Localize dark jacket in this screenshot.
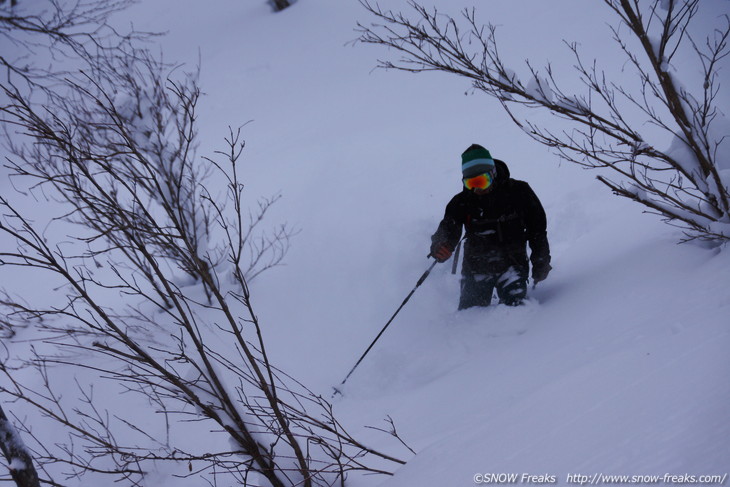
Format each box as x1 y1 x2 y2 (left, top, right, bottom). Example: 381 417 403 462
431 159 550 276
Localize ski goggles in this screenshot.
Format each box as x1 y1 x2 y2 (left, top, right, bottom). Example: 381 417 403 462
463 171 494 191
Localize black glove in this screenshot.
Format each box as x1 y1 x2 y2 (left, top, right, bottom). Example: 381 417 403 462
532 263 552 284
430 243 453 263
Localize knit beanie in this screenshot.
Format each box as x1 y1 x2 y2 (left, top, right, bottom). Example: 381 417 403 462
461 144 496 178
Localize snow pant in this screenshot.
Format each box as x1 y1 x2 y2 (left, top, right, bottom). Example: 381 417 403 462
458 249 529 309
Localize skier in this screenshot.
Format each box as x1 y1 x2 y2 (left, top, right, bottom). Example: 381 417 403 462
430 144 552 309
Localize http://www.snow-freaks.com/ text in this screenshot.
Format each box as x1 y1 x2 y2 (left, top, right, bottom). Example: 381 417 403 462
473 472 728 485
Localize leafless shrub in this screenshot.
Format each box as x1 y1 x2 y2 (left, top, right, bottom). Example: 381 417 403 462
0 0 149 93
357 0 730 244
0 403 40 487
1 2 413 484
0 46 407 487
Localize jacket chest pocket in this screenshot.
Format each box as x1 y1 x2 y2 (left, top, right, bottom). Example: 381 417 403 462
467 212 523 243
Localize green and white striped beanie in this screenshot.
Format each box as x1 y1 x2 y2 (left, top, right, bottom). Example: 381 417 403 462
461 144 496 178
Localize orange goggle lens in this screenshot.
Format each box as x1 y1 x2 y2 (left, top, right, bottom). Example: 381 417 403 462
463 172 494 190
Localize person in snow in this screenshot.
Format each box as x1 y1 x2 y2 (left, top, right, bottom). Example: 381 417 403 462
430 144 552 309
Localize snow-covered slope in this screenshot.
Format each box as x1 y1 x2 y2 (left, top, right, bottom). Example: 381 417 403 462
131 1 730 483
4 0 730 485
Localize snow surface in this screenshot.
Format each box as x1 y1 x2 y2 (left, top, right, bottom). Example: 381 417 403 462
1 0 729 486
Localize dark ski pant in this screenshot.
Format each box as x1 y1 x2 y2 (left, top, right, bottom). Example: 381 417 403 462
459 265 529 309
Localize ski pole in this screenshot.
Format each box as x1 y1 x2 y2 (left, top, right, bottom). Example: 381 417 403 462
451 239 462 275
333 258 439 395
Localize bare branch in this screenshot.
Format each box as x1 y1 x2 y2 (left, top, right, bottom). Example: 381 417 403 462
357 0 730 243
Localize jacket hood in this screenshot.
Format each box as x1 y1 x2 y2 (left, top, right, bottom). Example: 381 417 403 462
494 159 510 180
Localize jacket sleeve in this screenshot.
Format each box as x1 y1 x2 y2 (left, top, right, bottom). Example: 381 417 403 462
431 194 464 252
521 183 551 269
